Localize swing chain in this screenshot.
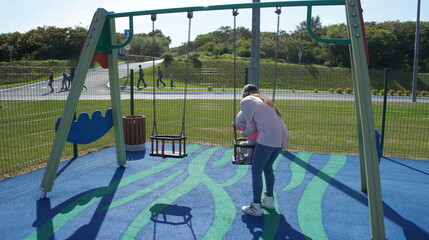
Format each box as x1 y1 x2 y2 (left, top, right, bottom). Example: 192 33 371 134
273 7 281 103
151 15 158 136
181 12 193 137
232 8 239 141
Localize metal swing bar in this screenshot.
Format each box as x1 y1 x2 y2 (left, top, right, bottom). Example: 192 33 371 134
107 0 346 19
102 0 350 54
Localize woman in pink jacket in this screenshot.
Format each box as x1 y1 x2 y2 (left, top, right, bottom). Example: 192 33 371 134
237 84 288 217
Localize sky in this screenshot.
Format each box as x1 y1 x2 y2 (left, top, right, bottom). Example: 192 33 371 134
1 0 427 47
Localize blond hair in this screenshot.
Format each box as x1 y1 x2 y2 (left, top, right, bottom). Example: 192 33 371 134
251 93 282 117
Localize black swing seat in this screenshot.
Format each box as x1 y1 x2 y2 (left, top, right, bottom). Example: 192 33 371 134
150 135 187 158
232 137 255 165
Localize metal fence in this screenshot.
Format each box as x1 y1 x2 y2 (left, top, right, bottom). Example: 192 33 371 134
1 65 428 179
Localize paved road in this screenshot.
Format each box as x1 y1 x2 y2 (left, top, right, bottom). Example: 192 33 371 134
0 60 162 101
1 61 428 103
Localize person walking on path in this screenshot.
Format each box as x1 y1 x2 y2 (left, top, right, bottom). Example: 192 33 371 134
233 84 288 217
137 65 147 89
169 73 175 89
61 69 69 91
68 69 87 91
157 66 166 88
47 69 54 93
67 70 72 89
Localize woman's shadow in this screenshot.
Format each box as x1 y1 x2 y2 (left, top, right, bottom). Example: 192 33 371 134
241 209 308 240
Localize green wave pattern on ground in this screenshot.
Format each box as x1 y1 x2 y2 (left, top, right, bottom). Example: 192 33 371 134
123 146 247 240
297 154 347 240
97 170 184 212
24 148 345 240
283 152 312 191
24 144 202 240
217 149 250 187
260 155 284 240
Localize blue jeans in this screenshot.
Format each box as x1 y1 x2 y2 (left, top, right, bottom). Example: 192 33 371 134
251 143 282 203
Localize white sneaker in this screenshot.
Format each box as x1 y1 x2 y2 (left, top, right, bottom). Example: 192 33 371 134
242 202 263 217
261 193 275 209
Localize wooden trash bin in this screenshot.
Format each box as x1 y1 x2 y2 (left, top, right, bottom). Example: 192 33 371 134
123 115 146 151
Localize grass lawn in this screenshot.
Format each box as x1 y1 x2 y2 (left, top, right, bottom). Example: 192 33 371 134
1 59 428 179
1 97 428 179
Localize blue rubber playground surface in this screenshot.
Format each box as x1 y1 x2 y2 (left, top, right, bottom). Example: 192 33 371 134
0 144 428 239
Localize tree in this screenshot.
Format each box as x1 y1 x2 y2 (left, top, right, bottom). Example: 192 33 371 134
260 32 276 59
419 22 429 71
365 23 399 68
65 27 87 60
319 24 350 67
213 26 233 43
1 20 427 70
128 34 146 55
125 30 170 57
296 15 323 30
0 26 86 61
0 32 22 61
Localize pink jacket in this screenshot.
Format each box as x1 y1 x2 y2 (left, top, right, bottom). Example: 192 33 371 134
246 129 259 142
240 95 288 148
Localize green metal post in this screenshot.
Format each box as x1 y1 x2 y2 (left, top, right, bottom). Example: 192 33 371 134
40 9 109 197
70 67 76 88
245 67 249 85
349 45 367 193
380 68 389 151
71 67 78 158
73 112 78 158
130 69 134 116
345 0 386 239
107 16 127 167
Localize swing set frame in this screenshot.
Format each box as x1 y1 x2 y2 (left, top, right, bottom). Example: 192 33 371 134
40 1 385 239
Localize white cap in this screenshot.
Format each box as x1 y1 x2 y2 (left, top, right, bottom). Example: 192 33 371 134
242 84 259 98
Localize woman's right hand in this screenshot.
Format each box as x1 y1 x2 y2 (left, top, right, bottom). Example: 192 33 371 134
232 122 244 131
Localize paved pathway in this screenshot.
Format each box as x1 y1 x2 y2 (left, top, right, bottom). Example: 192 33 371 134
1 61 428 103
0 61 162 101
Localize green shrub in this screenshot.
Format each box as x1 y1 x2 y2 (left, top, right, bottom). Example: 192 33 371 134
397 90 404 96
345 88 353 94
336 88 343 94
162 53 174 68
190 53 200 60
328 88 335 93
207 85 213 91
380 89 385 95
371 89 379 95
404 90 411 96
421 90 428 97
313 89 319 93
389 90 396 96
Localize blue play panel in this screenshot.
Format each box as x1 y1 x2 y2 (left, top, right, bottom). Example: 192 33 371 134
0 144 428 239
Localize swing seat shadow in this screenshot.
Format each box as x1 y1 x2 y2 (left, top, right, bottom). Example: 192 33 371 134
150 203 193 225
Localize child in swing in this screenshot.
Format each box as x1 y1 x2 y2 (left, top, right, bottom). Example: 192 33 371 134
234 111 258 164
